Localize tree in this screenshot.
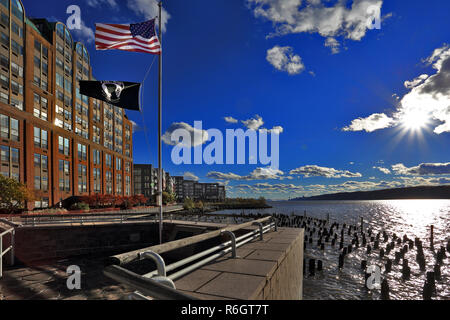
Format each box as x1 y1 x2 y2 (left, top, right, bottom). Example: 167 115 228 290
162 191 176 205
0 175 34 214
195 201 204 212
183 198 195 211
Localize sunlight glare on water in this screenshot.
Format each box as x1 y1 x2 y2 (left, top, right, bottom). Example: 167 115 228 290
215 200 450 300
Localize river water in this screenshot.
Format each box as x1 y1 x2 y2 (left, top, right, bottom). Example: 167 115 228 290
214 200 450 300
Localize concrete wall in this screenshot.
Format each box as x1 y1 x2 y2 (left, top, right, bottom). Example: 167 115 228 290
13 222 161 264
260 229 304 300
12 221 222 266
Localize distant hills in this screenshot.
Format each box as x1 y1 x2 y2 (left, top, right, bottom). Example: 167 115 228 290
290 185 450 201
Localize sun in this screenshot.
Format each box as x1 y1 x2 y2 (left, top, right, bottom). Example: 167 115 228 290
400 109 430 131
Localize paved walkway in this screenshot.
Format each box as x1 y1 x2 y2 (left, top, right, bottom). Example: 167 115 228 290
0 257 134 300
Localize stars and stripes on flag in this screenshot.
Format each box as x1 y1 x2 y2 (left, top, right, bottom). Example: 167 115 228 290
95 19 161 55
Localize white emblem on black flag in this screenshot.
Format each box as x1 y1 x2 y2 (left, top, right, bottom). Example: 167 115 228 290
79 80 141 111
101 81 125 103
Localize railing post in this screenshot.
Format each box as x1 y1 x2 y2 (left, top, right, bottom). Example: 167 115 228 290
11 229 14 266
221 230 237 258
253 222 264 241
271 217 278 231
0 235 3 278
141 251 167 277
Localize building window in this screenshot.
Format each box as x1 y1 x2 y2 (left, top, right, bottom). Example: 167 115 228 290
11 21 23 38
78 164 87 193
34 154 48 191
11 62 23 78
0 115 19 142
33 93 48 121
93 149 101 165
0 74 8 88
116 174 122 194
125 176 131 196
106 171 112 194
34 127 48 149
0 12 8 26
56 72 63 88
58 136 70 156
12 0 24 21
11 40 23 56
116 157 122 171
93 125 101 144
0 146 19 180
77 143 87 161
59 160 70 192
1 32 9 47
93 168 101 193
105 154 112 167
125 162 130 174
11 80 23 95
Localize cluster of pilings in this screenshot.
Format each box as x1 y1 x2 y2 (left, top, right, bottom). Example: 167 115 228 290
263 212 449 300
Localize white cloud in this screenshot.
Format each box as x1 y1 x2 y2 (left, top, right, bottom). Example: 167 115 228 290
397 44 450 134
87 0 117 8
248 0 385 42
392 163 450 176
373 166 391 174
260 126 284 134
207 167 285 181
325 37 341 54
127 0 171 33
344 44 450 135
404 74 428 89
72 19 95 44
224 116 238 124
242 115 265 131
266 46 305 75
162 122 209 147
235 183 304 194
183 172 199 181
289 165 362 178
343 113 394 132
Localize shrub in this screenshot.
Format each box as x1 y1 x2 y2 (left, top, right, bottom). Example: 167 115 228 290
183 198 195 211
0 175 34 214
195 201 204 211
132 194 148 206
70 202 90 211
163 191 176 205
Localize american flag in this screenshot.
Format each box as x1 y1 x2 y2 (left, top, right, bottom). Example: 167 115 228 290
95 19 161 55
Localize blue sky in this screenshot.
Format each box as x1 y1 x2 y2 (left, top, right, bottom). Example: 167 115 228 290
23 0 450 199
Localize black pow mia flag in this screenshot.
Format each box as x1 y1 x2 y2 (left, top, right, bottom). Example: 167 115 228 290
79 80 141 111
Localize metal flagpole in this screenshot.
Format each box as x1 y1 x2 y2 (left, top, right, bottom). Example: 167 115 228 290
158 1 163 244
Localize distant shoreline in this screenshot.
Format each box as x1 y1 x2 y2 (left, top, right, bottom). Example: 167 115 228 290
289 185 450 201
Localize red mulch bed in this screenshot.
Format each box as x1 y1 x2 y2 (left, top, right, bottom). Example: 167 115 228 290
0 206 158 218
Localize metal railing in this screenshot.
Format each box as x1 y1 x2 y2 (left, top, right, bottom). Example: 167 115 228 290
18 212 160 227
0 227 15 278
104 216 277 300
12 209 254 227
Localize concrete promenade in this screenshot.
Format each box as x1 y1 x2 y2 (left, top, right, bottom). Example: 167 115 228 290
0 226 304 300
175 227 304 300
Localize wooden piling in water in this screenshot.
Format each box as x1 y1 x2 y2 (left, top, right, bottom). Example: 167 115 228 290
381 279 390 300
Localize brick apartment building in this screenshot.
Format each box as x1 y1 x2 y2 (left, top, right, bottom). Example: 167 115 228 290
172 176 226 202
133 164 175 202
0 0 133 209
